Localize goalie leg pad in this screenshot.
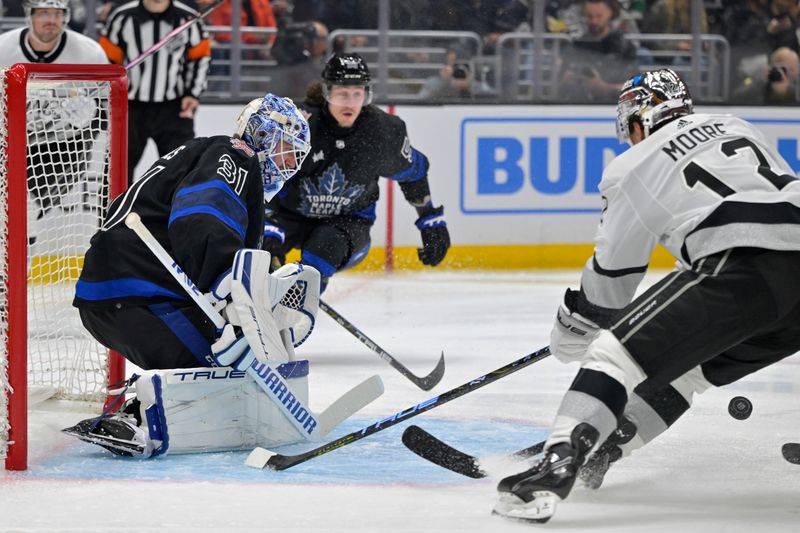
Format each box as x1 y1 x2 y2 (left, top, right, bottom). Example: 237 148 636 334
137 363 311 454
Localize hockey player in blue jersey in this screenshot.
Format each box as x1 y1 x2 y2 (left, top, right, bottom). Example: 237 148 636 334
261 53 450 291
73 93 311 371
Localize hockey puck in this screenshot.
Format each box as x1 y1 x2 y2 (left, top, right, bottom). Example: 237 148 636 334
728 396 752 420
782 443 800 465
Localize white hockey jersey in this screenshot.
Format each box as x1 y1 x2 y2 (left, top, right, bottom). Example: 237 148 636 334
0 27 108 66
581 113 800 312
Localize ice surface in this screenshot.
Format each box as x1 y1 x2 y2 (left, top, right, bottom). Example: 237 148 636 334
2 271 798 532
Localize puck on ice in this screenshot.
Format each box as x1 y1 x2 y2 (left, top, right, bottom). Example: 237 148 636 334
728 396 752 420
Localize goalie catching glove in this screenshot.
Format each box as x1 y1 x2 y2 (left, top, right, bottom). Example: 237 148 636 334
227 249 320 361
550 288 601 364
205 249 320 365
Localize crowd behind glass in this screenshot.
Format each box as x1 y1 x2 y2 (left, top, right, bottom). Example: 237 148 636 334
2 0 798 106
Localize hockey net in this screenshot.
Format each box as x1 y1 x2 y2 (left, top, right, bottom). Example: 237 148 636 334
0 64 128 470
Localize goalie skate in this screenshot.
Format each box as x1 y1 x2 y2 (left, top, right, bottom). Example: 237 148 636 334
62 411 150 458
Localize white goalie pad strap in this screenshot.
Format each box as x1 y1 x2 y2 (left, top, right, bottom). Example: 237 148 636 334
205 267 232 312
134 363 310 455
230 249 290 360
272 263 320 348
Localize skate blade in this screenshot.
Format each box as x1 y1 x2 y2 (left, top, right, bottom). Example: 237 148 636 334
62 426 143 457
492 491 560 523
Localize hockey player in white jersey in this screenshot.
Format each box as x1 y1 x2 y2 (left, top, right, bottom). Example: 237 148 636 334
493 68 800 523
0 1 108 65
0 0 109 246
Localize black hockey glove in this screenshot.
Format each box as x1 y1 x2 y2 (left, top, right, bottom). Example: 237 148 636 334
415 206 450 267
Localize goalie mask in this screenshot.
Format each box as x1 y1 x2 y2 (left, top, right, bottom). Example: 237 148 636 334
236 94 311 200
616 68 693 143
24 0 71 25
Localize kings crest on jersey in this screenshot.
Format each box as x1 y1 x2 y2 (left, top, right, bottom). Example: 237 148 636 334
272 105 429 220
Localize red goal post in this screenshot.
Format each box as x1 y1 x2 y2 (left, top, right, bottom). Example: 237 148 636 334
0 64 128 471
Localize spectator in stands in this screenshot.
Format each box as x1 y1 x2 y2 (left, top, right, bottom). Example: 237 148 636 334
731 46 800 105
640 0 708 62
550 0 640 37
721 0 774 86
195 0 276 93
481 0 534 54
765 0 800 54
197 0 277 51
418 43 474 101
100 0 211 184
265 19 329 101
560 0 638 102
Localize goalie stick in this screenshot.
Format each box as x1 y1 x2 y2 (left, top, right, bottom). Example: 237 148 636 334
124 212 383 439
401 424 544 478
319 300 445 391
125 0 224 72
244 346 551 470
782 442 800 465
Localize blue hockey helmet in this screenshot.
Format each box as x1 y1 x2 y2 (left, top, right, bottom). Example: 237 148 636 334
236 94 311 199
616 68 693 143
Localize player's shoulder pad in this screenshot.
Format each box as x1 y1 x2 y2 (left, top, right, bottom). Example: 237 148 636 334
362 106 408 139
0 26 23 47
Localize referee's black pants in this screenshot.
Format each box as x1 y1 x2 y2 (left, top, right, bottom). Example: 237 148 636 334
127 99 195 184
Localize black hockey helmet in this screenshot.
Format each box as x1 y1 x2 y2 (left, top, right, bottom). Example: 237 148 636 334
616 68 693 143
321 53 373 105
322 53 371 86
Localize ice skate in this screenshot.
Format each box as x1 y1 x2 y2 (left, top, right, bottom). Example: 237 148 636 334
493 423 599 523
578 415 637 489
62 400 152 458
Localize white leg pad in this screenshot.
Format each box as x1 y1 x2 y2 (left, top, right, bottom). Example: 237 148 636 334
133 362 311 455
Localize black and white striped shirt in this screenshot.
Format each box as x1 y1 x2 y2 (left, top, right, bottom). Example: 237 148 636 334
100 0 211 102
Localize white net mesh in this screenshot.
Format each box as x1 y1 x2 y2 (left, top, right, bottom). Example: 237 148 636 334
25 78 112 401
276 278 318 348
1 67 121 467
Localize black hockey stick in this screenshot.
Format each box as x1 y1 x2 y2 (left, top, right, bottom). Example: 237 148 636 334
125 0 223 71
402 425 544 478
319 299 445 391
245 345 551 470
782 442 800 465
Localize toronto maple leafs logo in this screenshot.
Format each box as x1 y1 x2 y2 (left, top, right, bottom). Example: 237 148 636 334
299 163 365 217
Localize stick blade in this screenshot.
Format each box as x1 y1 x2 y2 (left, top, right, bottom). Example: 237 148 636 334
412 351 446 391
316 374 384 436
245 447 277 469
401 424 486 478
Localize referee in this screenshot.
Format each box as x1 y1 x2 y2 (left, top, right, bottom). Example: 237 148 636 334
100 0 211 183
